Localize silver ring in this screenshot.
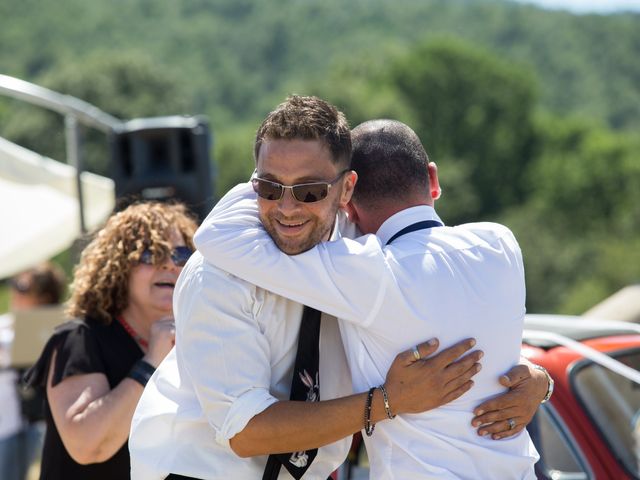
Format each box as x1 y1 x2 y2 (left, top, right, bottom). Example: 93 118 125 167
412 345 421 361
507 418 516 430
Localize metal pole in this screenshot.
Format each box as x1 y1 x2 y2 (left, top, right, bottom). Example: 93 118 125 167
65 115 87 234
0 74 122 133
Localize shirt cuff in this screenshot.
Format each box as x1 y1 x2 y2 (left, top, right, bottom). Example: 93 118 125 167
215 388 279 447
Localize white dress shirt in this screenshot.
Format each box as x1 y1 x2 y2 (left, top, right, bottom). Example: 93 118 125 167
194 183 539 480
129 252 353 477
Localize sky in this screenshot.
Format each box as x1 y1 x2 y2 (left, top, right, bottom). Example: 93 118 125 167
512 0 640 13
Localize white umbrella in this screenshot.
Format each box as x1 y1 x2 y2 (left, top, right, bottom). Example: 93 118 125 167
0 136 115 279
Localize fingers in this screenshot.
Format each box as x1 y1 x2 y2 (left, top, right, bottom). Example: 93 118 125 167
415 338 439 360
474 392 518 417
399 338 439 365
441 380 474 404
472 406 520 428
477 417 526 439
155 317 176 327
432 338 477 366
397 337 477 367
444 350 483 377
444 362 481 393
499 364 530 387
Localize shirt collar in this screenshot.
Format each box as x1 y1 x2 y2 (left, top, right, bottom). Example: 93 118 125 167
330 210 348 241
376 205 444 245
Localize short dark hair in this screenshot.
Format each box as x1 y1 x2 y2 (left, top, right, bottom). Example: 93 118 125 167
254 95 351 167
351 120 429 208
10 262 67 306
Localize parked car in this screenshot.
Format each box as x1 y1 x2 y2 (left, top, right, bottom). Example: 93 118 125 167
341 314 640 479
523 314 640 479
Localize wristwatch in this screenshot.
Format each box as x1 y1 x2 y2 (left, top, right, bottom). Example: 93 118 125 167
532 364 554 403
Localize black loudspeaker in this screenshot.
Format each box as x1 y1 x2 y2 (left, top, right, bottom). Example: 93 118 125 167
110 116 214 221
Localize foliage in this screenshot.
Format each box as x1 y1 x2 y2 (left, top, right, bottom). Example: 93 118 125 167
0 283 8 314
0 0 638 313
213 123 257 194
500 117 640 313
1 52 189 175
389 38 538 218
1 0 639 130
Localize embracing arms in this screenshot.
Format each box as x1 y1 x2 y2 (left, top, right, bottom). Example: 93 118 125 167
230 338 481 456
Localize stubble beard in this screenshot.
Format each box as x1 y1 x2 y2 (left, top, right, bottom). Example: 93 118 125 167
261 197 340 255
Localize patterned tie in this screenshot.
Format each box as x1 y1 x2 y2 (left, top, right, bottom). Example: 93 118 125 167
262 306 321 480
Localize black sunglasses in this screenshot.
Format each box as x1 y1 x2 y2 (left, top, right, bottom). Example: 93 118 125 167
139 246 193 267
251 169 351 203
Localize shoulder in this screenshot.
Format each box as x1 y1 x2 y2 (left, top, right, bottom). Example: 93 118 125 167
49 318 106 353
448 222 519 248
176 251 258 296
174 251 263 318
24 317 102 388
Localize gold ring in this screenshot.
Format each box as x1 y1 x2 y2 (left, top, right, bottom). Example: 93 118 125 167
412 345 421 361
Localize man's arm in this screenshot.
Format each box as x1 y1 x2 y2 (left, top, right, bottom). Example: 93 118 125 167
175 259 482 456
197 183 550 440
231 338 482 456
195 182 389 325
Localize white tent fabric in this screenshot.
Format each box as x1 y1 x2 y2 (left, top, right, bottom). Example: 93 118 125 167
0 137 115 279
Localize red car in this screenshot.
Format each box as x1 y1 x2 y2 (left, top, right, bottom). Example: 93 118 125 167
342 314 640 479
523 314 640 479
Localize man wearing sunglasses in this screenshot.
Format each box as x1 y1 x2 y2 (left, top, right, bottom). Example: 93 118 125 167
130 97 546 479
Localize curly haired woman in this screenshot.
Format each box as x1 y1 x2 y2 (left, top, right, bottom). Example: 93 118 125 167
25 202 197 480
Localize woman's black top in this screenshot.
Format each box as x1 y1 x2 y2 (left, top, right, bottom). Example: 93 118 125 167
25 317 143 480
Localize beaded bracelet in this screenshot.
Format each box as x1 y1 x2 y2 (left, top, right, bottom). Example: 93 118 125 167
364 387 376 436
377 384 396 420
127 359 156 387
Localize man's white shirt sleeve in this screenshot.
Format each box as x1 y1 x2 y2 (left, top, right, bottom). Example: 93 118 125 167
174 260 278 446
195 182 389 327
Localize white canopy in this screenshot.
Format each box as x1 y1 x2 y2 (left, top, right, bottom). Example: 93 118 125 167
0 137 115 279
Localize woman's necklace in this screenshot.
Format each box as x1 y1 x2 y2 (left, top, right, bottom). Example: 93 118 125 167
117 315 149 350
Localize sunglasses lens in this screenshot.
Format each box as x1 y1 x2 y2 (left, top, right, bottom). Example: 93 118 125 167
171 246 193 267
292 184 328 203
139 249 154 265
252 179 283 200
139 247 192 266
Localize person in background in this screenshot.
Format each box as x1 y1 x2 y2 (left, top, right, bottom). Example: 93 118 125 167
0 262 66 480
24 201 197 480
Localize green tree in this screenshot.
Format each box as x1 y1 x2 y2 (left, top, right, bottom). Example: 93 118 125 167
502 116 640 313
389 38 539 219
214 123 256 196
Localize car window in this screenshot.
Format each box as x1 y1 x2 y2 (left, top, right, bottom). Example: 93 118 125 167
572 348 640 478
528 403 591 479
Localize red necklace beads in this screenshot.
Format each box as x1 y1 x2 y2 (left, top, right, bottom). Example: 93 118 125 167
117 315 149 350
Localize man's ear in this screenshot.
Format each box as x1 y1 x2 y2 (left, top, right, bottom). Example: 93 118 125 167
343 200 359 223
428 162 441 201
339 170 358 208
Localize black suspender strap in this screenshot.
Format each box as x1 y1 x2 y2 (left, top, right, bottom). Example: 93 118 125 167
385 220 443 245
